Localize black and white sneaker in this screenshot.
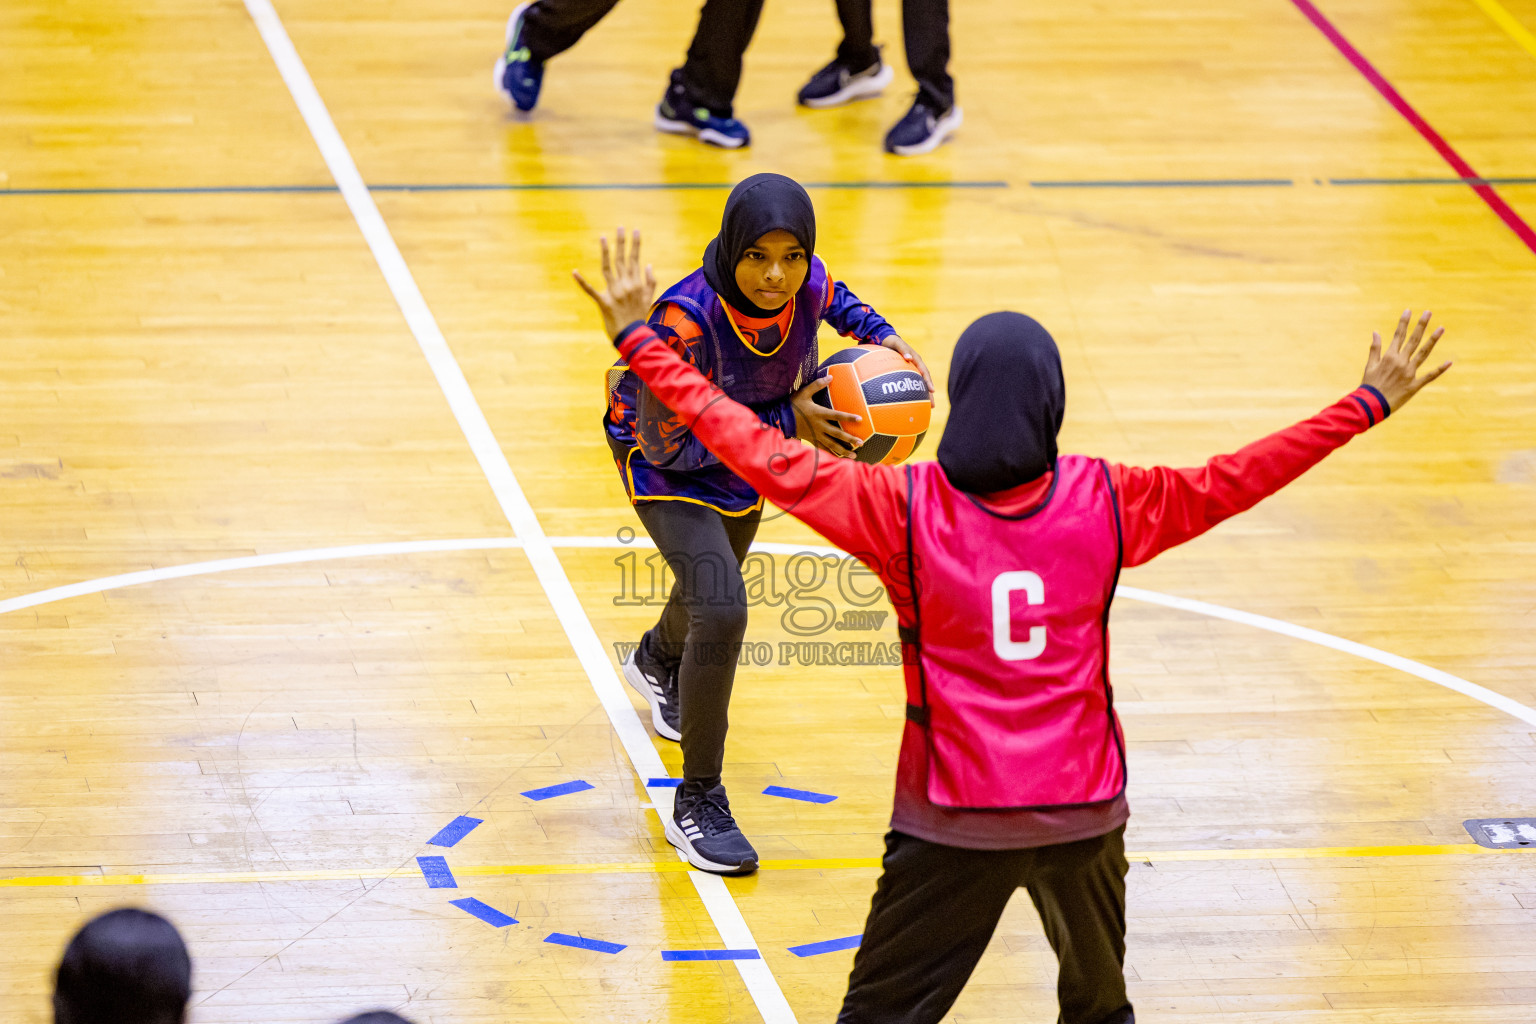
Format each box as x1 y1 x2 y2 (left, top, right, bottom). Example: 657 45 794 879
655 74 751 149
493 2 544 112
623 647 680 741
796 51 895 109
883 97 963 156
665 784 758 875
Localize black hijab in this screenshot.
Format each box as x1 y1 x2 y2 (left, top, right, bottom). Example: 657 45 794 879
936 312 1066 494
702 173 817 318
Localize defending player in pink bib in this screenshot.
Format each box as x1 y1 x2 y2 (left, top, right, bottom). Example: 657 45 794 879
904 454 1126 810
575 228 1451 1024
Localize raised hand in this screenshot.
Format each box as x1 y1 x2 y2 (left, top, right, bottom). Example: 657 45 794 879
1362 310 1452 412
573 227 658 340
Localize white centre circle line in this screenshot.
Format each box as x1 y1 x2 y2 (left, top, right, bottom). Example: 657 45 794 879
2 534 1531 728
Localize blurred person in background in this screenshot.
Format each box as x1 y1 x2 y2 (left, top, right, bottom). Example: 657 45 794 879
797 0 960 155
496 0 765 149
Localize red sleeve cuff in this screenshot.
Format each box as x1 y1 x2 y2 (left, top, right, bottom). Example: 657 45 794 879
615 321 654 359
1350 385 1391 426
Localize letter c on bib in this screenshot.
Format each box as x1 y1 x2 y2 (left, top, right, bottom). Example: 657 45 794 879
991 571 1045 661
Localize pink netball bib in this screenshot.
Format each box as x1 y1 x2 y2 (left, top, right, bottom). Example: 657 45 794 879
902 455 1127 809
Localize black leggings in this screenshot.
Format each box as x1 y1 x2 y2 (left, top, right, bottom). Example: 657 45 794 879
520 0 765 116
831 0 953 111
633 499 761 791
838 828 1134 1024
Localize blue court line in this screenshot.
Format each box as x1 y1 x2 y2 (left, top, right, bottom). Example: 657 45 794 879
416 855 457 889
646 777 683 788
662 948 762 961
788 935 862 957
0 180 1004 197
1329 176 1536 185
427 815 483 848
0 185 338 196
1028 178 1295 188
521 779 595 801
7 177 1534 197
370 180 1009 191
545 932 627 954
763 785 837 804
450 897 517 927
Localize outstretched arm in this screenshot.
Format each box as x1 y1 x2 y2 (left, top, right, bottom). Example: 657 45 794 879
823 277 936 399
1116 310 1451 567
824 277 899 344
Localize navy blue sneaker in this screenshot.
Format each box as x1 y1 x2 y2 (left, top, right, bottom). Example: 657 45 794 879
623 643 680 742
655 78 750 149
797 51 894 109
883 97 963 156
494 2 543 112
665 784 758 875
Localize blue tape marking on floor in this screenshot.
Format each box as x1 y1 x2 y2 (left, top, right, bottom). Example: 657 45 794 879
545 932 628 954
1029 178 1294 188
662 949 762 961
427 815 484 848
646 777 683 788
521 780 595 801
763 785 837 804
788 935 863 957
416 855 457 888
450 897 517 927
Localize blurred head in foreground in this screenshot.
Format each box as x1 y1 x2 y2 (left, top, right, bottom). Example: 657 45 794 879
54 908 191 1024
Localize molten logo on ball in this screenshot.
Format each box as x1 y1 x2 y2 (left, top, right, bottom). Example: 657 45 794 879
812 346 933 465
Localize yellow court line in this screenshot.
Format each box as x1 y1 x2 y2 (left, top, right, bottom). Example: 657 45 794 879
0 845 1514 889
1471 0 1536 61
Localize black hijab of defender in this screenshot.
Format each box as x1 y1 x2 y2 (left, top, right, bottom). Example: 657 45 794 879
937 311 1066 494
702 173 818 318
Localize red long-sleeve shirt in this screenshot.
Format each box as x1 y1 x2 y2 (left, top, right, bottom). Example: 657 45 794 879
615 322 1392 848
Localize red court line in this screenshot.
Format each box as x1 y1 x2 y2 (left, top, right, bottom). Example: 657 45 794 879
1289 0 1536 255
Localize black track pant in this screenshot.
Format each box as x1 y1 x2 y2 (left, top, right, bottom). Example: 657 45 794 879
520 0 765 116
838 828 1135 1024
830 0 953 111
632 499 761 791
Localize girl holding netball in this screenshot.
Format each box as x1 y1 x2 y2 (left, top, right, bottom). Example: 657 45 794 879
577 229 1448 1023
585 174 930 875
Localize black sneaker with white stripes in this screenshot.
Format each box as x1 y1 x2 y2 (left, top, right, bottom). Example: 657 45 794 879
666 784 758 875
796 50 894 109
623 644 680 741
883 96 964 156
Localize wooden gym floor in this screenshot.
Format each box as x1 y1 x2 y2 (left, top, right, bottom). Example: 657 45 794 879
3 0 1536 1020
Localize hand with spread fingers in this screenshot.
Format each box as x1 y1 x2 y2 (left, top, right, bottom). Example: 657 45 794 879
573 227 657 340
792 375 865 456
1362 309 1452 412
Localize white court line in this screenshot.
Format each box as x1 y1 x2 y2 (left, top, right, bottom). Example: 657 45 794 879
1114 585 1536 728
0 535 807 617
239 2 794 1019
6 535 1536 732
0 539 525 616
